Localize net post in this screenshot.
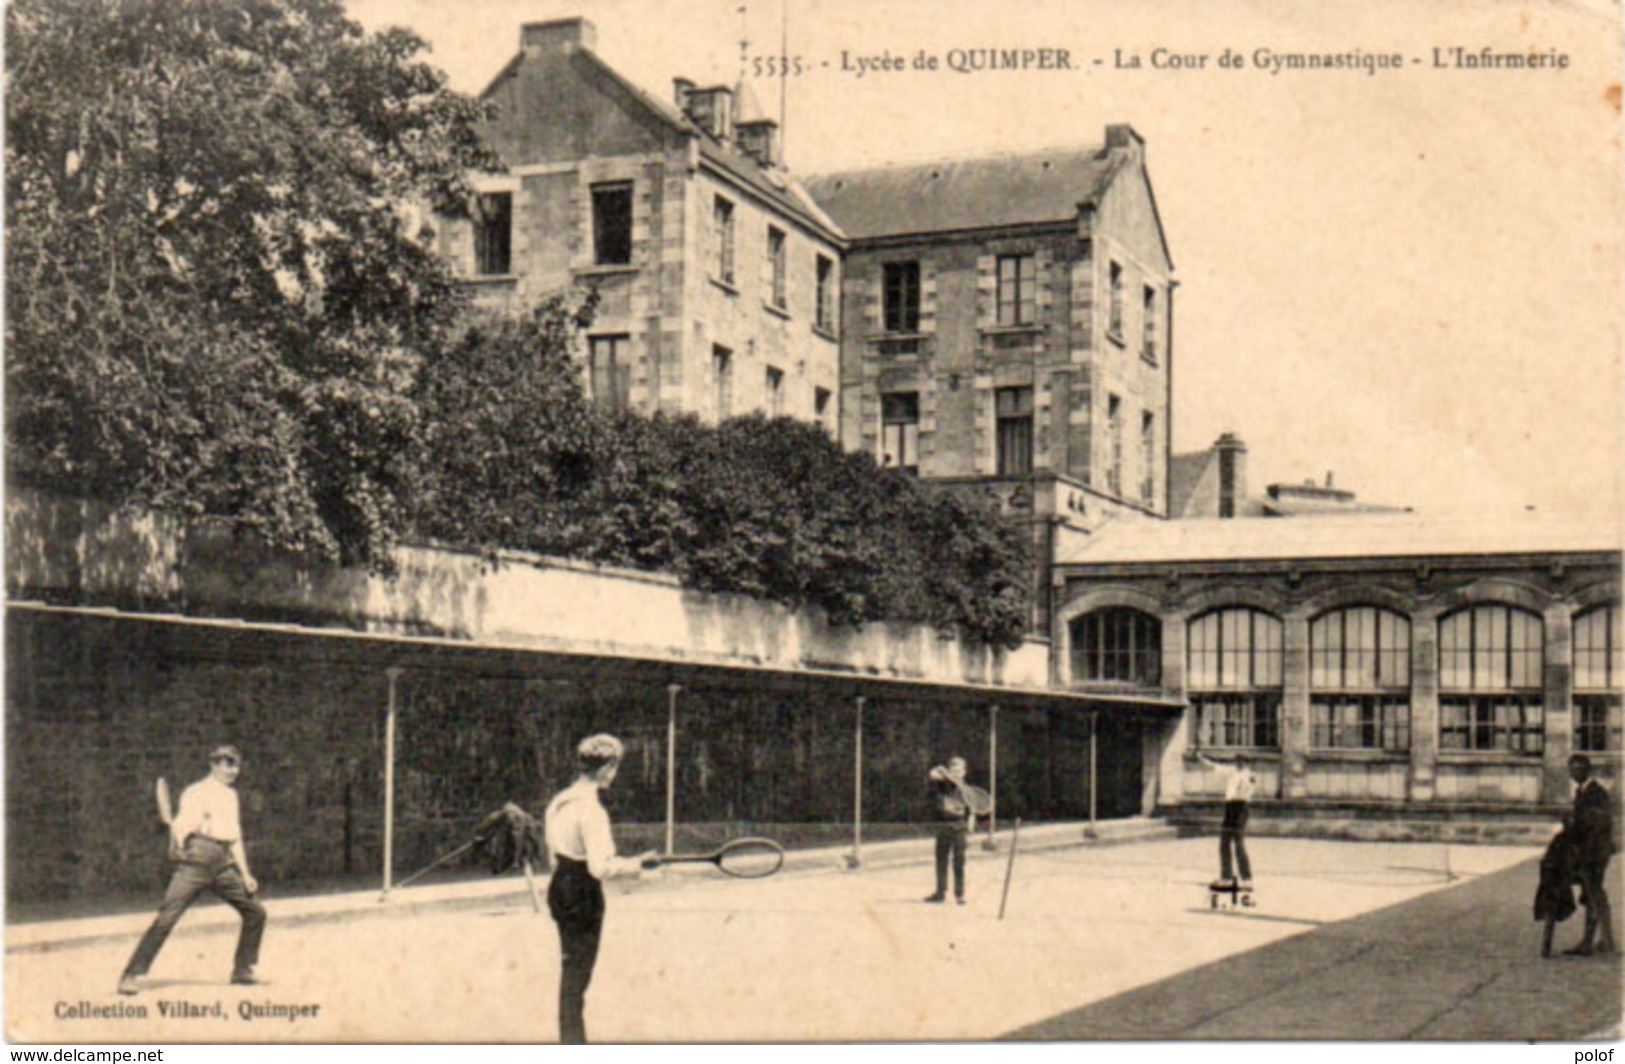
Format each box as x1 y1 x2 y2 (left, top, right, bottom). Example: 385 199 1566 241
1086 711 1099 839
983 704 999 851
847 695 865 870
666 683 682 856
380 666 401 902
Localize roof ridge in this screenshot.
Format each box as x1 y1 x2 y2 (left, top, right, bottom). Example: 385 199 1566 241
804 142 1109 179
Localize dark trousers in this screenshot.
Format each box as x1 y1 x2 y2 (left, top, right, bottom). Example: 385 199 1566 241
1576 854 1615 951
123 840 265 980
934 823 967 898
1219 800 1252 883
547 856 605 1045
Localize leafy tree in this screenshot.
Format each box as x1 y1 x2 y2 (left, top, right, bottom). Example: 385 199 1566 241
5 0 495 565
408 292 603 557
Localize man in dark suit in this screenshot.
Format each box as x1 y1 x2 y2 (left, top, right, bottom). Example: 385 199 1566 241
1564 754 1617 956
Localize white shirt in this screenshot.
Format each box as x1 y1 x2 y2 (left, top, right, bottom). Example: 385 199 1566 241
1218 763 1257 803
544 779 640 881
171 776 243 844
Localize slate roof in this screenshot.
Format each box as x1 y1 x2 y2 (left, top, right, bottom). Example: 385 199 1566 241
483 46 844 243
802 147 1122 240
1056 511 1622 566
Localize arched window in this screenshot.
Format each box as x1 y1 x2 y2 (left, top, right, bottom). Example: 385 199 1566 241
1438 605 1544 753
1070 607 1161 686
1310 607 1411 751
1188 608 1282 750
1574 605 1620 754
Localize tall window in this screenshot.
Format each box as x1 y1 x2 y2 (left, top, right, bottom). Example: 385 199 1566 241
766 227 787 309
1439 605 1544 753
1106 395 1123 496
591 182 633 266
1189 608 1284 750
996 254 1037 326
1071 608 1161 686
1108 260 1124 339
1574 605 1621 754
713 196 735 285
712 345 733 420
1310 607 1411 751
765 366 784 417
883 261 920 333
473 192 512 276
1142 285 1158 362
815 255 835 332
1139 411 1156 505
589 335 631 411
995 387 1033 476
880 392 919 474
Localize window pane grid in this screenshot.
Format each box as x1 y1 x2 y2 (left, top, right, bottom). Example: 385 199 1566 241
1575 606 1620 690
996 254 1036 326
1190 609 1283 751
883 262 920 333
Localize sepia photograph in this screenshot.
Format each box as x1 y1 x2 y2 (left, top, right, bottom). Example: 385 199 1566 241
4 0 1622 1049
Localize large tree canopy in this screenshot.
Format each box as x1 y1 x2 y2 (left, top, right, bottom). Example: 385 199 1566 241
5 0 495 564
411 300 1034 649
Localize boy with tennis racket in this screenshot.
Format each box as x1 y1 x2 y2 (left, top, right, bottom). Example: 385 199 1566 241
542 734 658 1044
118 744 266 995
925 757 977 905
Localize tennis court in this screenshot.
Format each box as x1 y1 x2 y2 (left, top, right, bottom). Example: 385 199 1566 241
7 832 1562 1043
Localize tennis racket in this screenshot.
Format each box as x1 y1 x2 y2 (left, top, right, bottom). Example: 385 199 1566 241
641 837 785 878
955 782 993 818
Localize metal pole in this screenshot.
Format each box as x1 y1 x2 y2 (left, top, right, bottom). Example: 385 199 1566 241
666 684 681 855
985 705 999 851
1088 712 1098 837
382 667 401 898
849 696 865 869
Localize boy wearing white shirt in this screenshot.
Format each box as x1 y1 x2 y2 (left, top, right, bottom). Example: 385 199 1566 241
543 734 657 1044
118 744 266 995
1197 750 1256 890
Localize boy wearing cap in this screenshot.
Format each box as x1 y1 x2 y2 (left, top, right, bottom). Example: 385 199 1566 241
543 734 657 1044
118 745 266 995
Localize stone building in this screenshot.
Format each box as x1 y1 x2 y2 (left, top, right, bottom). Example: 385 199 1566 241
437 19 845 428
803 130 1174 528
1052 510 1622 835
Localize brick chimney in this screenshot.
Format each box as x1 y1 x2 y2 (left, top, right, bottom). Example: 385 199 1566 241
1104 123 1145 163
680 84 734 141
522 18 597 55
1214 432 1247 519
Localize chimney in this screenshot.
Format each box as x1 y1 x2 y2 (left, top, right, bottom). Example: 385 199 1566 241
736 119 779 167
1104 123 1145 162
521 18 596 55
1214 432 1248 519
681 85 734 141
1325 471 1335 489
673 78 695 110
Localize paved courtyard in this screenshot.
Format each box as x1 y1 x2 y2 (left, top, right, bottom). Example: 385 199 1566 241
6 835 1618 1043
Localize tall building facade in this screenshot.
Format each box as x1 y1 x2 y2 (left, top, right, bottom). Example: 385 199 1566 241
803 129 1173 524
437 19 845 428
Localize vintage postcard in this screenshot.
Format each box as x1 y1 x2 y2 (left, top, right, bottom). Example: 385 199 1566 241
5 0 1621 1050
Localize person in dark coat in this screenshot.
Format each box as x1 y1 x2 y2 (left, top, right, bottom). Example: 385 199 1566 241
1562 754 1617 956
1535 828 1580 957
